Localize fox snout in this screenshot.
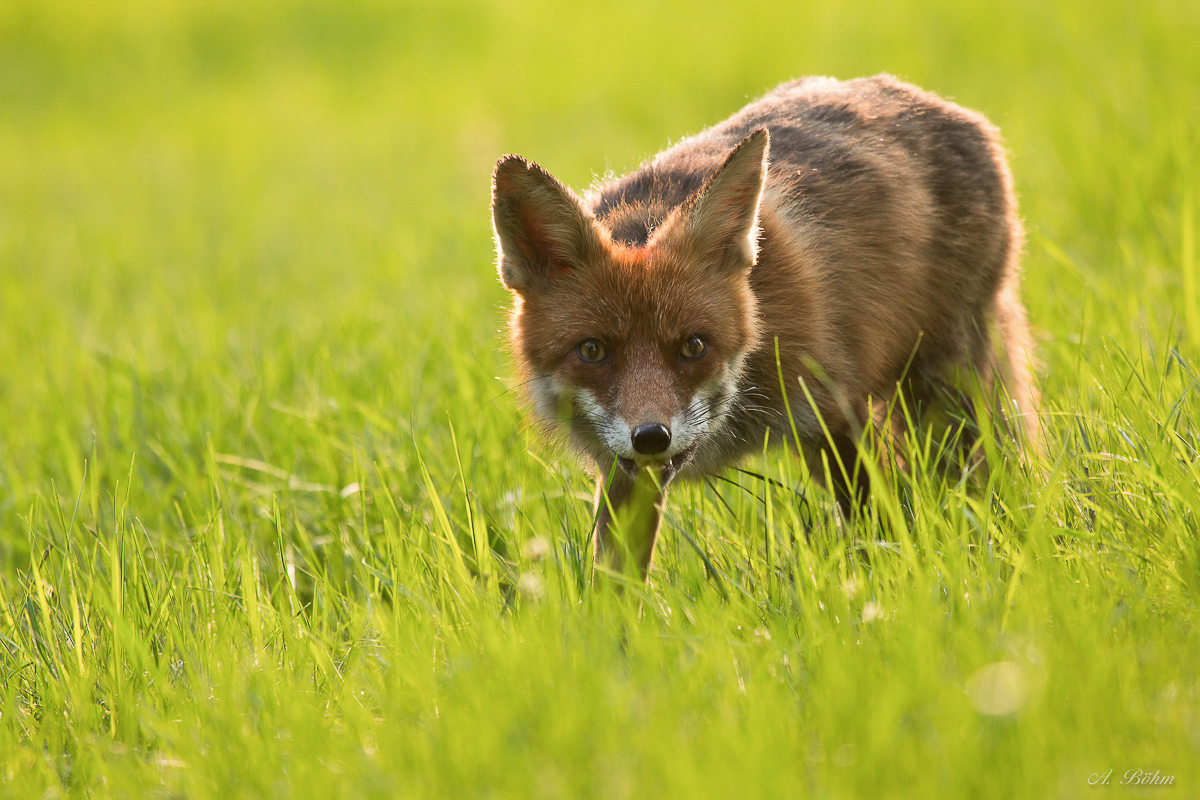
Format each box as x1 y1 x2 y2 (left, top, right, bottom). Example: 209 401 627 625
580 388 688 464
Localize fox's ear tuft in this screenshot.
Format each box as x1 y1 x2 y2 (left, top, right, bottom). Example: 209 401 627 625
491 155 601 294
674 128 769 272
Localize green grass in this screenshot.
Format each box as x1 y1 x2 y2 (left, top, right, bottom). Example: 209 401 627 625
2 0 1199 796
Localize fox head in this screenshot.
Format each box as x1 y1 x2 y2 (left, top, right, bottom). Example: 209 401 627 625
491 130 768 477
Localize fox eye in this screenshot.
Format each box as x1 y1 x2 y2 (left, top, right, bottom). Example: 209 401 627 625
576 339 608 363
680 334 707 360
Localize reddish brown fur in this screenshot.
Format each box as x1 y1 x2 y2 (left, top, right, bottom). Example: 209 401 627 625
491 75 1038 580
511 247 758 428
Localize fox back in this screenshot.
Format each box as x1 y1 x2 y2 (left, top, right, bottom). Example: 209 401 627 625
491 74 1037 577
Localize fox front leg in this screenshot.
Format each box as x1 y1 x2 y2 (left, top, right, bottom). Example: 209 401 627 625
592 463 670 582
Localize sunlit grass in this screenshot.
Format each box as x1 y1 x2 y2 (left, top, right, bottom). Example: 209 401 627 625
2 0 1199 796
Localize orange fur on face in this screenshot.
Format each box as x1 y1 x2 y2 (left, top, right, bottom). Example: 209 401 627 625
491 75 1038 580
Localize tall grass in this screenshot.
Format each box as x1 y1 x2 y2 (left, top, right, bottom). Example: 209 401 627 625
2 0 1198 796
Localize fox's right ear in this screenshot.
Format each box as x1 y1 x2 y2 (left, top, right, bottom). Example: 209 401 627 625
491 156 601 294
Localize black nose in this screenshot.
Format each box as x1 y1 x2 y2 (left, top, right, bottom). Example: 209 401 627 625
631 423 672 455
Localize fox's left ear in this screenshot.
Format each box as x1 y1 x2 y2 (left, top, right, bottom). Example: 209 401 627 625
665 128 769 272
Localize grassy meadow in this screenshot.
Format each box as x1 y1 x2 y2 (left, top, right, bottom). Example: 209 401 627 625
2 0 1199 796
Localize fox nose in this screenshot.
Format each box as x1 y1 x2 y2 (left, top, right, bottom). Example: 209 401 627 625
631 423 672 455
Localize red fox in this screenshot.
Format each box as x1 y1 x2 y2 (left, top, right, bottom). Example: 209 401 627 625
490 75 1037 580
